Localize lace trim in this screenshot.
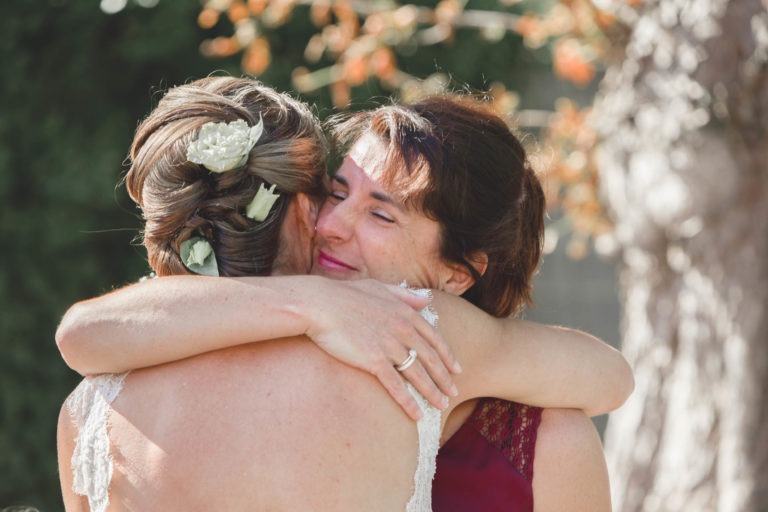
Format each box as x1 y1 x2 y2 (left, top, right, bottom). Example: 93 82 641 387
403 286 440 512
405 383 441 512
469 398 542 482
64 372 128 512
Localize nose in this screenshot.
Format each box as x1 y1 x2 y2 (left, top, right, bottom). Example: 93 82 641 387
315 198 355 244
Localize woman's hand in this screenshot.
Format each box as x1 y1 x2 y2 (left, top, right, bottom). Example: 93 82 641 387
300 279 461 421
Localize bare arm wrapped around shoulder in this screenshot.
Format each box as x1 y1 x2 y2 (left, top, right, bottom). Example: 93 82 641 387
56 275 633 420
55 275 459 420
431 291 634 416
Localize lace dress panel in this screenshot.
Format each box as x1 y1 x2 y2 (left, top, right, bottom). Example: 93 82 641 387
468 398 542 482
432 398 543 512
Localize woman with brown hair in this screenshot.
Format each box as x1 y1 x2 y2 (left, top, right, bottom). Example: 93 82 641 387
57 77 630 511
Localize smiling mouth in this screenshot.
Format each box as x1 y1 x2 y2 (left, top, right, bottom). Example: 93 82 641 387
317 251 357 271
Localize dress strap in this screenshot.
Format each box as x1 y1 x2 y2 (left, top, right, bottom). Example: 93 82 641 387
405 383 441 512
65 372 128 512
404 287 441 512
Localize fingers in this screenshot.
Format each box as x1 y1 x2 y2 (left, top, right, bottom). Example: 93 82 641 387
379 315 459 399
380 289 462 401
375 366 425 421
385 284 431 310
312 279 463 417
373 344 453 418
411 312 462 374
397 357 453 411
399 342 456 403
384 284 461 376
376 358 452 419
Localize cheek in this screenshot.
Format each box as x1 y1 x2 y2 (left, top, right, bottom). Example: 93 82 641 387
362 233 442 287
400 231 446 288
356 226 388 259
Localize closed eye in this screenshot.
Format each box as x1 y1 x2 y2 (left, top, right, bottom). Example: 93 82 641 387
372 211 395 223
329 175 348 203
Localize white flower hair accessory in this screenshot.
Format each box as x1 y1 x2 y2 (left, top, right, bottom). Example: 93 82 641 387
180 236 219 276
245 183 281 222
187 117 264 173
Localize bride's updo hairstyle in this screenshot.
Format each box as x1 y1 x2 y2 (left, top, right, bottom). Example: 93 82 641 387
125 76 327 277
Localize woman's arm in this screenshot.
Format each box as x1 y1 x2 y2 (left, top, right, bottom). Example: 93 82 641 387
432 291 634 416
532 409 612 512
57 275 632 419
56 275 460 420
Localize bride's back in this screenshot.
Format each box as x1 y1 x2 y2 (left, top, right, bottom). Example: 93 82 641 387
106 337 419 511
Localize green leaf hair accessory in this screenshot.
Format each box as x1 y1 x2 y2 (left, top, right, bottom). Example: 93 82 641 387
186 117 264 173
245 183 280 222
180 236 219 276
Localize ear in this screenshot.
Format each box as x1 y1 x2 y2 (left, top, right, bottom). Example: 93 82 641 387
441 251 488 296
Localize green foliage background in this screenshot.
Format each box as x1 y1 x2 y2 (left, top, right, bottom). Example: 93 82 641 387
0 2 551 509
0 3 238 509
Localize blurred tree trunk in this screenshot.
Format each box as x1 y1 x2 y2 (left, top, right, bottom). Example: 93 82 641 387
595 1 768 510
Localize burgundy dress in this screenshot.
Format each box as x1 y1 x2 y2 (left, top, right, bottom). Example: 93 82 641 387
432 398 543 512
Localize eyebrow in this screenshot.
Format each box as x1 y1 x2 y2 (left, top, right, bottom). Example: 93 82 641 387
332 174 404 211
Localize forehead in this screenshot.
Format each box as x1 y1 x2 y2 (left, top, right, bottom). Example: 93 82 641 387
344 132 430 208
346 133 390 182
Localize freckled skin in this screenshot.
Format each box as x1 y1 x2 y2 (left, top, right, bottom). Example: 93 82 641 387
312 135 452 289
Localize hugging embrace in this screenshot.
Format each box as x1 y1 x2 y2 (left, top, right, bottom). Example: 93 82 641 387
56 76 633 511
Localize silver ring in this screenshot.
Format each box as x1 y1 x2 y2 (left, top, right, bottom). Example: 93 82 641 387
395 349 418 372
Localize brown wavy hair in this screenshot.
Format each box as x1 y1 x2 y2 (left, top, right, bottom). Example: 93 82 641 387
329 95 545 317
125 76 328 277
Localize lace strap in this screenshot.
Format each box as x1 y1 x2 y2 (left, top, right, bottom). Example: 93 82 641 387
405 384 441 512
468 398 542 482
65 372 128 512
403 286 440 512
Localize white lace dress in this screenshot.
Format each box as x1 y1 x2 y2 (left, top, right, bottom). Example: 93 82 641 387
64 290 441 512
